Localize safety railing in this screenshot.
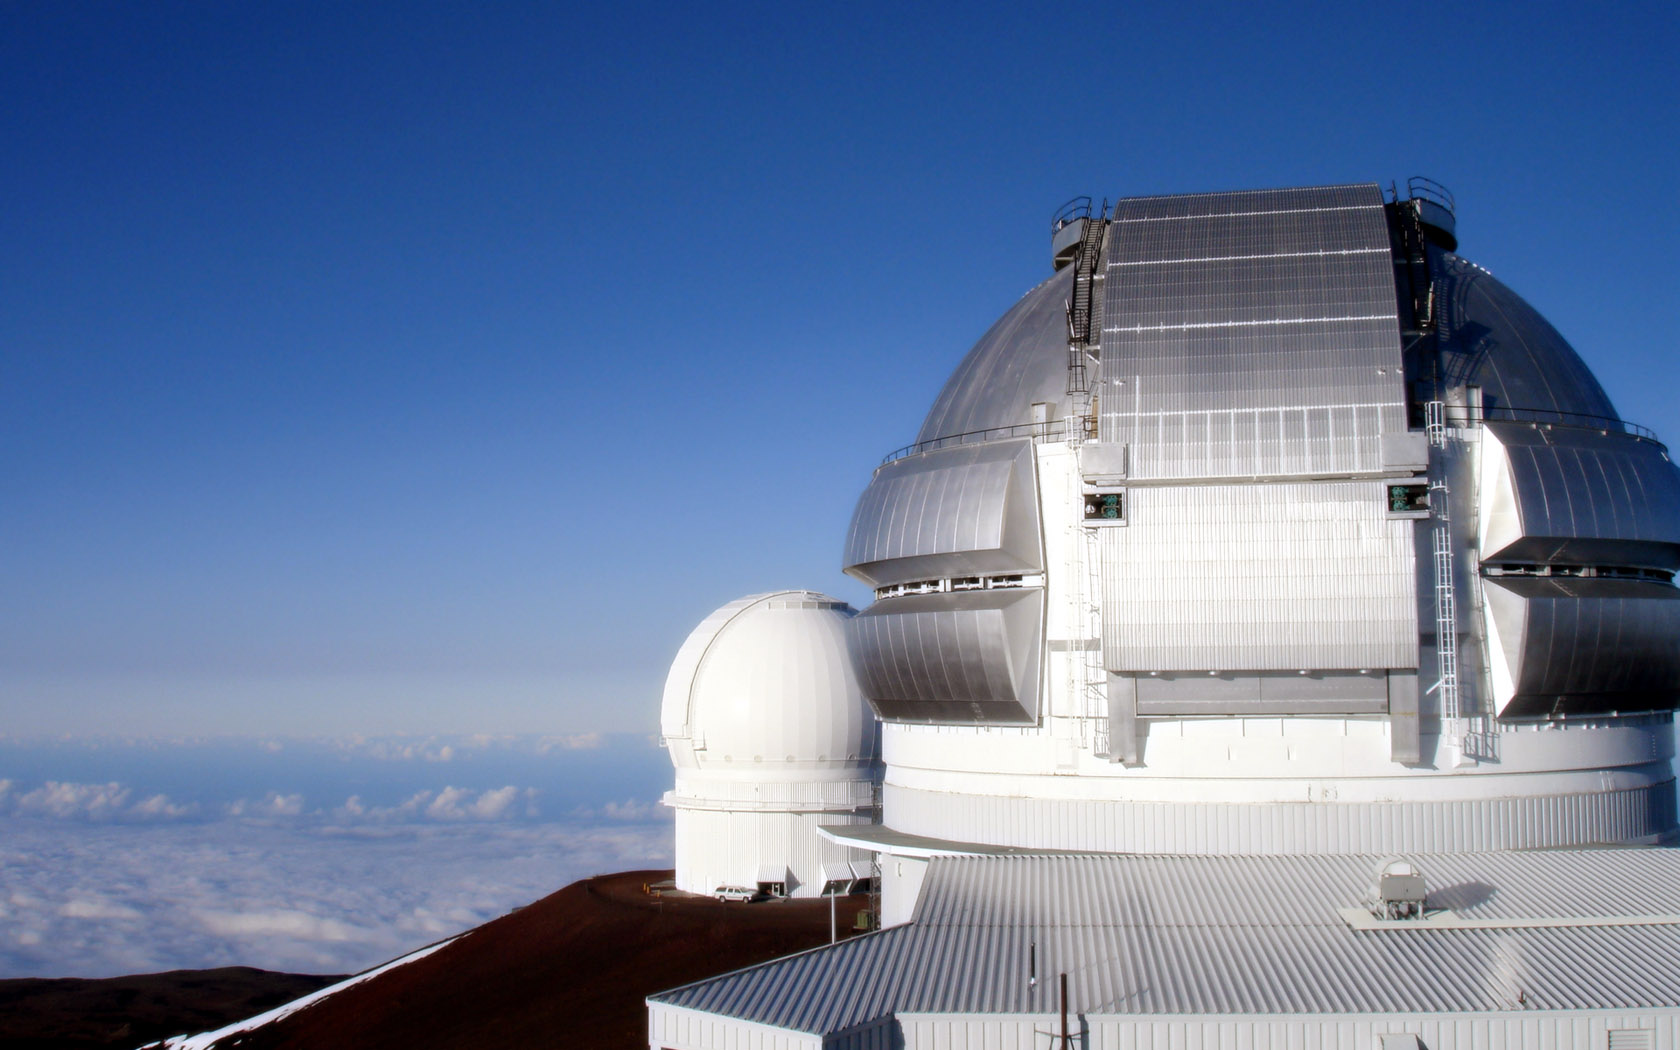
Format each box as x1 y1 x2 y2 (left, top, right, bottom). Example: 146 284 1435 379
1407 176 1456 220
1469 404 1662 445
880 418 1070 465
1052 196 1093 233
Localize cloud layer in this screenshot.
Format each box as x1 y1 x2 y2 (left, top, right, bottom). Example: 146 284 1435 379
0 818 672 978
0 733 675 978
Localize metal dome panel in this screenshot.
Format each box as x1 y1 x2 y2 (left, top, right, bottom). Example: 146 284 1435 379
913 267 1073 445
1098 183 1408 481
1478 421 1680 570
847 587 1043 724
1436 252 1619 420
1485 576 1680 716
843 438 1042 589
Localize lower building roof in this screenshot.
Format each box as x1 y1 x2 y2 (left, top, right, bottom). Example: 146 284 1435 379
647 848 1680 1035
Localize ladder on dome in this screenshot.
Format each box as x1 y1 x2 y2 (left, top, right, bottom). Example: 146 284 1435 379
1425 400 1478 766
1064 495 1108 758
1065 207 1106 398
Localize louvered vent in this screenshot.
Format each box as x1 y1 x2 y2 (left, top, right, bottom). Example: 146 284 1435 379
1607 1031 1654 1050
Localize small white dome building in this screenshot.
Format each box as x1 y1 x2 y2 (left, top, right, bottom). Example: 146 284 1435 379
660 591 881 899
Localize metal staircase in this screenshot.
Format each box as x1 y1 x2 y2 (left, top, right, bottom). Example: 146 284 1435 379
1065 208 1106 397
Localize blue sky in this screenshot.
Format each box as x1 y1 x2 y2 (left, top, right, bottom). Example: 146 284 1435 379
3 1 1676 737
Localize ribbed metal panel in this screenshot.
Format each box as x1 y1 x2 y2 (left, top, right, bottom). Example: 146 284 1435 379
848 589 1043 724
651 924 919 1036
649 851 1680 1035
1098 184 1407 481
1480 423 1680 570
1098 481 1417 672
915 268 1074 445
1436 251 1622 420
844 439 1042 589
884 779 1677 854
1087 1015 1680 1050
1484 577 1680 716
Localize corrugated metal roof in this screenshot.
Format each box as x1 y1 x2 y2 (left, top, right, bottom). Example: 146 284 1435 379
648 849 1680 1034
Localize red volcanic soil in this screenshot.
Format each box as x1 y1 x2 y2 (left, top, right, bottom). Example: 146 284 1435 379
0 968 340 1050
225 870 866 1050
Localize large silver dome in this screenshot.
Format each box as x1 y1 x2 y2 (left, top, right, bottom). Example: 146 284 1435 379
914 229 1621 449
840 181 1680 856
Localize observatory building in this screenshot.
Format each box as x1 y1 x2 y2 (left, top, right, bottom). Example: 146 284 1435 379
649 182 1680 1049
660 591 881 899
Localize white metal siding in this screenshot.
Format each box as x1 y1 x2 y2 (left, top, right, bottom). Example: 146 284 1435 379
1099 480 1418 673
884 780 1674 855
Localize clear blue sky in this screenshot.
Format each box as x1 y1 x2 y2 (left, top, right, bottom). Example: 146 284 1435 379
3 1 1676 737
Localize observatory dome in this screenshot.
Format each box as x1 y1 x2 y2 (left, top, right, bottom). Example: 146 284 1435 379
913 245 1616 450
661 591 880 898
837 182 1680 878
660 591 875 774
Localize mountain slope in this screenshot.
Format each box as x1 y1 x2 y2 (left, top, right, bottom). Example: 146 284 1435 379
156 870 866 1050
0 968 340 1050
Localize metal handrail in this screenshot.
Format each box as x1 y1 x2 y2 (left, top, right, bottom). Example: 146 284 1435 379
880 419 1069 465
1473 404 1663 445
1052 196 1093 233
1407 176 1456 219
879 404 1665 468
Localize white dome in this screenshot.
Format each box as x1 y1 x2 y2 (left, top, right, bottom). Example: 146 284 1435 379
661 591 876 775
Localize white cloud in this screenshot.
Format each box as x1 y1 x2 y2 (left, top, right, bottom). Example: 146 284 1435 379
132 794 195 819
0 780 196 823
14 781 132 819
398 786 532 822
334 795 368 819
60 898 143 921
600 798 667 821
572 798 671 822
226 792 305 818
333 736 465 763
535 733 603 753
195 909 366 943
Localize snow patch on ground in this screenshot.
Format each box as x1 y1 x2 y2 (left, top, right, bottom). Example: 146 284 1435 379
145 937 456 1049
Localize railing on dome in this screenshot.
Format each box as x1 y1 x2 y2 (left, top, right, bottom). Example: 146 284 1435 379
879 419 1070 466
1052 196 1093 234
882 406 1665 467
1406 176 1456 220
1417 402 1665 447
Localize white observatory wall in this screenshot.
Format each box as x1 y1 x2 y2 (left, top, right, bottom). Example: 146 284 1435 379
1080 1012 1680 1050
647 1004 826 1050
672 805 875 898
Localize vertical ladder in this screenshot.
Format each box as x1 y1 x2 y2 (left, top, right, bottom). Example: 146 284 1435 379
1065 458 1109 757
1083 525 1109 758
1431 500 1459 723
866 779 882 930
1425 398 1447 447
1425 400 1466 762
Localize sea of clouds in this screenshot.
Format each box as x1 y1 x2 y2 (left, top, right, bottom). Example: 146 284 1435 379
0 733 673 978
